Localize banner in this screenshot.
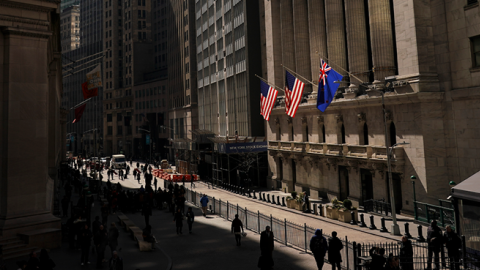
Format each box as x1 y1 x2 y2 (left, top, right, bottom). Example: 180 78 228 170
216 141 268 154
72 104 87 123
86 64 102 90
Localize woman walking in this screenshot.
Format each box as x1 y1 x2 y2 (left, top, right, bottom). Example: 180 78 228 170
186 207 195 234
173 208 184 235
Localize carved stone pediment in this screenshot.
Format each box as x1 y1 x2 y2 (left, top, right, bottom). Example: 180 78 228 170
292 153 304 162
326 158 338 171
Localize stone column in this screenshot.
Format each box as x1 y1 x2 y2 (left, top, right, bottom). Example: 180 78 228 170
308 0 327 92
264 0 284 88
280 0 296 72
368 0 396 81
293 0 311 93
325 0 348 77
344 0 370 85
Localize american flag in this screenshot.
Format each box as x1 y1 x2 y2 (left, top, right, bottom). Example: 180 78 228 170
285 70 305 118
260 80 278 121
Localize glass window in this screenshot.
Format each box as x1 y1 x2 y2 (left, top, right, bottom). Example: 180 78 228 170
107 114 112 122
472 36 480 68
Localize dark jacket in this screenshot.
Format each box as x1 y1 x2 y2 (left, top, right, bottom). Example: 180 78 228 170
400 239 413 258
260 230 275 254
94 228 108 248
427 225 443 250
310 229 328 257
444 230 461 256
186 210 195 224
231 218 243 233
109 256 123 270
328 236 343 262
174 212 184 226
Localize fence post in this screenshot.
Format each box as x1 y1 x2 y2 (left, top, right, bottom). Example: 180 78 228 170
440 208 445 227
237 204 239 214
219 199 222 217
270 214 273 232
461 235 466 269
357 243 362 270
257 211 260 234
426 205 430 223
353 241 357 270
227 201 229 220
213 197 216 214
304 223 307 254
245 207 248 229
284 218 287 246
345 236 349 270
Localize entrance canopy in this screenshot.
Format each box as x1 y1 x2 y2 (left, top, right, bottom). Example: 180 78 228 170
210 136 267 154
452 170 480 202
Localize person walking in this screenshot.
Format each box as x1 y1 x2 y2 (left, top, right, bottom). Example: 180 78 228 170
173 208 184 235
303 191 311 213
186 207 195 234
136 172 141 184
310 229 328 270
426 220 443 270
328 231 343 270
259 226 275 270
200 194 209 217
154 178 158 192
444 225 461 270
399 236 413 270
80 224 92 266
108 223 119 258
38 249 56 270
108 251 123 270
231 214 244 246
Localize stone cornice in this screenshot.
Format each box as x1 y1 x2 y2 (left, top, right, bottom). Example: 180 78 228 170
1 26 52 39
0 0 59 13
0 14 50 27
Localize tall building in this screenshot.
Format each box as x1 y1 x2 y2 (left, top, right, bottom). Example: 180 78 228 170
1 0 64 246
62 0 104 157
61 5 81 52
195 0 262 137
262 0 480 217
61 0 80 11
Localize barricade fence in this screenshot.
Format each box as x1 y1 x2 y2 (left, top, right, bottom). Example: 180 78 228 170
180 186 477 270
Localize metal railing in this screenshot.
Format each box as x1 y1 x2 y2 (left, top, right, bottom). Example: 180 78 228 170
414 202 455 230
364 199 392 216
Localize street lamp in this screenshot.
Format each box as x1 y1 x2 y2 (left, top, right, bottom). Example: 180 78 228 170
386 141 409 236
138 128 152 163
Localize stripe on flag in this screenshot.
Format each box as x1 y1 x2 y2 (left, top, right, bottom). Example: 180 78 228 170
285 70 305 118
260 80 278 121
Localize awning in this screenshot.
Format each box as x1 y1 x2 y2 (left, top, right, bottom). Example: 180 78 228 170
452 170 480 202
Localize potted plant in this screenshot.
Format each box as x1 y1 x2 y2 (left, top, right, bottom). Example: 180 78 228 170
337 199 358 223
294 192 304 211
326 198 340 220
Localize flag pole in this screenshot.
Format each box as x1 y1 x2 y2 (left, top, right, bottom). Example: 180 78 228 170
255 74 285 93
281 64 318 88
70 97 92 110
315 51 365 84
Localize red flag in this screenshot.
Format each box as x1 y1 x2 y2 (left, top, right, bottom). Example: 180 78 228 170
72 104 86 123
82 82 98 100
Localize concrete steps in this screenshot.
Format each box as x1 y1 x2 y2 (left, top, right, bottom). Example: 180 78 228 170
0 236 38 261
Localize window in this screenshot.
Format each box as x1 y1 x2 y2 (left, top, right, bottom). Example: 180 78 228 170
117 114 122 122
107 114 112 122
107 126 113 135
322 125 326 143
117 126 123 135
471 36 480 68
363 123 369 145
389 122 397 147
341 124 346 144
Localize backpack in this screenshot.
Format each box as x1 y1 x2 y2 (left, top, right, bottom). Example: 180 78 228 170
312 237 325 254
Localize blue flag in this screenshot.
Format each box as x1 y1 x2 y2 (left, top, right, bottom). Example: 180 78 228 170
317 59 343 112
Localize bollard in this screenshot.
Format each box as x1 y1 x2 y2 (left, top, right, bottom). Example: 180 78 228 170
277 196 281 205
258 192 262 200
247 189 251 198
262 193 266 201
416 225 425 242
253 190 257 199
282 197 286 207
379 217 388 232
369 215 377 230
404 223 412 238
359 213 367 227
313 204 318 215
350 211 357 225
267 194 271 203
273 195 278 205
242 187 245 195
318 204 323 216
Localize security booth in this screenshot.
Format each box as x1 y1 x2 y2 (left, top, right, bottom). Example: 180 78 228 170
210 136 268 188
451 170 480 268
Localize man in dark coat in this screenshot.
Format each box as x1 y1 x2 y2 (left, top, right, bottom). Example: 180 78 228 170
310 229 328 270
426 220 443 270
444 225 461 270
259 226 275 270
400 236 413 270
231 214 244 246
328 231 343 270
109 251 123 270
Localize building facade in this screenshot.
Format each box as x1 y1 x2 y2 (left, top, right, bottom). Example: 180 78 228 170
60 5 80 52
1 0 64 245
262 0 480 215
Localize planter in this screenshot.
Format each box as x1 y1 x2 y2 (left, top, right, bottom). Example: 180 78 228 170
286 199 294 209
338 209 352 223
326 207 338 220
294 200 303 211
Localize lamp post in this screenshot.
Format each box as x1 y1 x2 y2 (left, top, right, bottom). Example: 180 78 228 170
160 125 176 164
411 175 417 220
138 128 151 163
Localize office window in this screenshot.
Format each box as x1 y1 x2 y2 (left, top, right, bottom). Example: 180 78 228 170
117 126 123 135
107 126 112 135
472 36 480 68
107 114 112 122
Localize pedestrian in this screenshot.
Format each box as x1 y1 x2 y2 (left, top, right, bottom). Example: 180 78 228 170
94 224 108 268
328 231 343 270
80 224 92 266
108 223 119 257
369 247 386 270
108 251 123 270
384 255 400 270
426 220 443 270
444 225 461 270
142 201 152 227
200 194 209 217
186 207 195 234
173 208 184 235
119 169 123 180
190 172 195 188
259 226 274 270
136 172 141 184
231 214 244 246
154 178 157 191
182 175 185 186
303 191 310 213
309 229 328 270
38 249 56 270
399 236 413 270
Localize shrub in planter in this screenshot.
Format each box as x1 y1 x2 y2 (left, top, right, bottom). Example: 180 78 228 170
291 191 298 199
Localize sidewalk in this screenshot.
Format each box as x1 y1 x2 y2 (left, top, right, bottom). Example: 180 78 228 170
166 180 428 244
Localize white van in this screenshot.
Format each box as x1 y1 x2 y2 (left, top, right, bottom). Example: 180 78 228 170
111 154 126 169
